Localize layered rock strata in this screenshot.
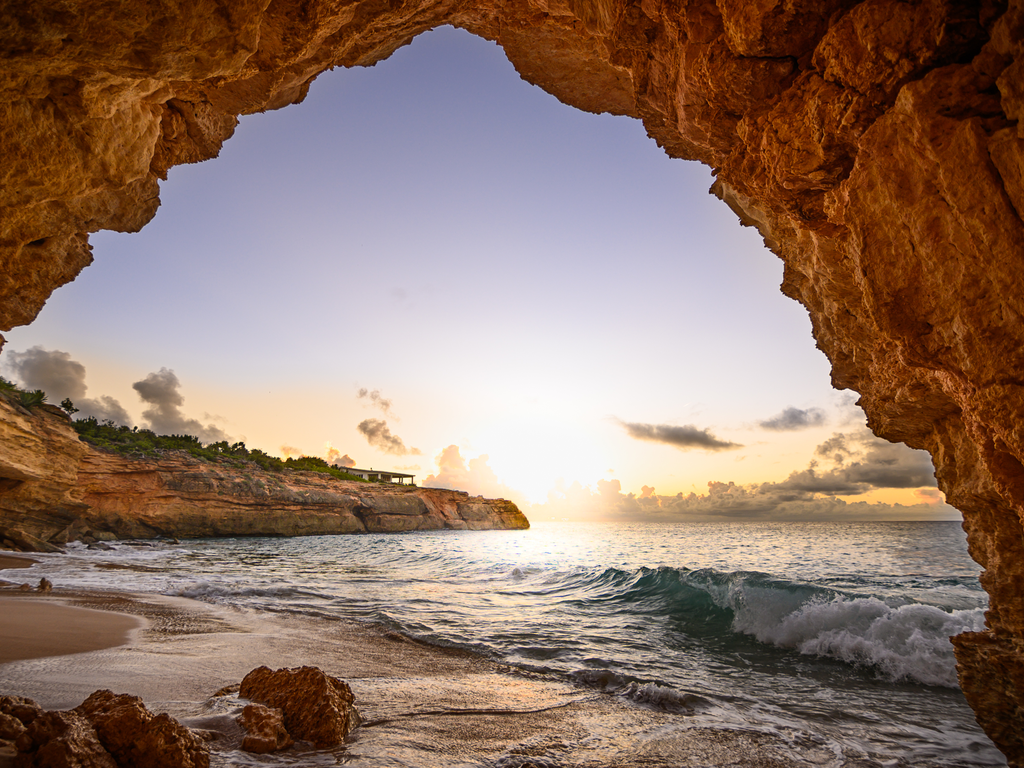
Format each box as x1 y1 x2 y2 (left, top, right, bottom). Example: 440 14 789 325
0 400 529 548
0 397 88 552
1 0 1024 761
74 446 529 539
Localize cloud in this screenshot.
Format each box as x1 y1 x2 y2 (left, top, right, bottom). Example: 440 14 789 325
280 445 302 459
914 488 945 504
325 443 356 467
356 418 421 456
758 406 827 431
771 427 938 495
6 347 86 399
132 368 228 443
527 426 953 523
618 420 740 451
81 395 135 426
5 346 134 426
531 479 958 523
423 445 519 501
357 388 395 418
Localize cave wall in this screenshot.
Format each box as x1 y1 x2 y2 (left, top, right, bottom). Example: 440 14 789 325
1 0 1023 761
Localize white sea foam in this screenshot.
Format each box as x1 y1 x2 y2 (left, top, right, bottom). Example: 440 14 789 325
174 581 306 600
618 680 712 713
732 594 986 687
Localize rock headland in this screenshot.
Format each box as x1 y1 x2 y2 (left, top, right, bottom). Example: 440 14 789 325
0 397 529 551
1 0 1023 761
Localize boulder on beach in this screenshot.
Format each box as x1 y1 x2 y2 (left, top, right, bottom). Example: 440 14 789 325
238 665 360 748
14 708 116 768
1 691 209 768
76 690 209 768
237 703 293 754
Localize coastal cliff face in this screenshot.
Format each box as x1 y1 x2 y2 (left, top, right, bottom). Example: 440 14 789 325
1 0 1023 761
74 450 529 539
0 397 88 552
0 402 529 547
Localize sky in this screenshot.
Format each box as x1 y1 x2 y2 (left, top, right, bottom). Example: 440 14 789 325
1 26 960 522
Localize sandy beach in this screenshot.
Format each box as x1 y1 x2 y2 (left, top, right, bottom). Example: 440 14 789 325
0 595 143 664
0 584 843 767
0 553 37 570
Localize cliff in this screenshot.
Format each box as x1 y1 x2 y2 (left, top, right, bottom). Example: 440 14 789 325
0 398 88 552
1 0 1023 762
0 398 529 548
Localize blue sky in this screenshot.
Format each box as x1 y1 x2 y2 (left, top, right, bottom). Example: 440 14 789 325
2 27 957 521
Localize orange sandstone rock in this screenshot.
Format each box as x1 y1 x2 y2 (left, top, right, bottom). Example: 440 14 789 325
1 0 1024 762
14 709 117 768
3 692 208 768
238 666 360 748
237 703 293 754
0 402 528 548
76 690 210 768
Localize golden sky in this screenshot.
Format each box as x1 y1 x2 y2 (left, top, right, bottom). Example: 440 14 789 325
1 28 958 523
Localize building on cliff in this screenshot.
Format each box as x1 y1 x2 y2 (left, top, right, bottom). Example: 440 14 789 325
343 467 415 485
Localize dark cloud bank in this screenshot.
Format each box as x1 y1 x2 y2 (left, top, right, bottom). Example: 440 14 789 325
132 368 228 443
758 406 827 431
357 418 421 456
619 420 740 451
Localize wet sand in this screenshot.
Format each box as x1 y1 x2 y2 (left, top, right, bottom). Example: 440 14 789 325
0 595 143 663
0 588 869 767
0 553 37 570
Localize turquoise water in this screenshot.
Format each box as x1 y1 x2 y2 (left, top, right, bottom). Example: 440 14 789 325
11 520 1004 766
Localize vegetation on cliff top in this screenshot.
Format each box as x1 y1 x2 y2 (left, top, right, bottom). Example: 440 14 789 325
0 380 368 482
0 376 48 409
72 417 368 481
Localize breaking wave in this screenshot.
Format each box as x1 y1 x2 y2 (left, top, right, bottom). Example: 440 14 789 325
519 565 984 688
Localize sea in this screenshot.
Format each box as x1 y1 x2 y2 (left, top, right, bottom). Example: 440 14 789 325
1 520 1006 767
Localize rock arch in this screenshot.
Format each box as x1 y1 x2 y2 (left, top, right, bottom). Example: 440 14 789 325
1 0 1022 761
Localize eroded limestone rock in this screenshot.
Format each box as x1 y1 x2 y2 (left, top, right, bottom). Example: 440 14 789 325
75 690 209 768
1 692 207 768
2 0 1024 762
14 709 117 768
237 703 293 754
238 666 360 749
0 401 528 549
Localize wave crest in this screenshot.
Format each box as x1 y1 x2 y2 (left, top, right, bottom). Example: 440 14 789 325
552 565 985 688
745 596 985 687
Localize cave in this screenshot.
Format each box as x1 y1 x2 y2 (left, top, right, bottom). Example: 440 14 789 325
1 0 1023 762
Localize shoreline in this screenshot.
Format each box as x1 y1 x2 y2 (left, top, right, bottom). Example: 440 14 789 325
0 553 37 570
0 586 850 767
0 593 144 664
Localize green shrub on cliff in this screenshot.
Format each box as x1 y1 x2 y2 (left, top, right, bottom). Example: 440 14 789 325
0 376 47 409
72 417 366 481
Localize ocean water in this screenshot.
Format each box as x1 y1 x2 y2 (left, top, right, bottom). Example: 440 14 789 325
3 520 1005 766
